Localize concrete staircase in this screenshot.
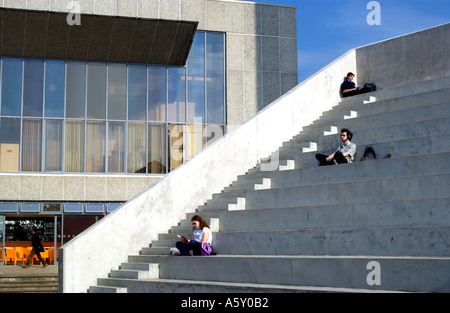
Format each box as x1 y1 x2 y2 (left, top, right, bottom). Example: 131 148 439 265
0 275 58 293
89 77 450 293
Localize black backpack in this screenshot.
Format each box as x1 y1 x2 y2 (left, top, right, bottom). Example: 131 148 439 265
360 146 376 161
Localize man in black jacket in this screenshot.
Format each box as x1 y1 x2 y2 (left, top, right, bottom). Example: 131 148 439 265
22 227 48 268
341 72 376 97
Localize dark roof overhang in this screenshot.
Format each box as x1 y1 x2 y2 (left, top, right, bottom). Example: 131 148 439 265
0 8 198 66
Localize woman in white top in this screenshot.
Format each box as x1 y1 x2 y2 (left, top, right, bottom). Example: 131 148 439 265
173 215 212 256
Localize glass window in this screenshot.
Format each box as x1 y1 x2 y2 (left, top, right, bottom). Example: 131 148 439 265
22 118 42 172
43 203 61 212
186 124 205 161
168 67 186 123
21 203 40 213
1 58 22 116
64 203 83 213
0 203 18 212
148 66 166 122
0 117 20 171
66 62 86 118
206 33 225 124
127 122 146 173
45 119 63 171
86 121 105 172
86 203 104 213
187 32 205 124
148 123 166 174
108 121 125 173
168 124 185 171
128 65 147 121
207 124 225 146
65 120 85 172
23 59 44 117
107 203 122 213
44 60 65 118
87 63 106 119
108 64 127 120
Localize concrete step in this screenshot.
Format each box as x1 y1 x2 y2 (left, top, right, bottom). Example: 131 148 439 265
304 100 450 133
242 173 450 211
199 169 450 212
293 133 450 170
337 77 449 105
118 254 450 292
280 116 450 155
212 226 450 256
0 276 59 293
93 276 384 293
323 87 450 118
213 197 450 232
230 152 450 193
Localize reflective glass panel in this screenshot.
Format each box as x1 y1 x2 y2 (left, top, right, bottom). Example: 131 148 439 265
168 124 185 171
148 66 166 122
22 119 42 172
148 123 166 174
65 120 85 172
206 33 225 124
45 119 63 171
87 63 106 119
168 68 186 123
108 121 125 173
0 117 20 171
206 124 225 146
66 62 86 118
187 32 205 124
86 203 104 213
1 58 22 116
108 64 126 120
44 60 65 118
86 121 105 172
23 59 44 117
127 122 146 173
64 203 83 213
21 203 40 213
128 65 147 121
186 124 205 161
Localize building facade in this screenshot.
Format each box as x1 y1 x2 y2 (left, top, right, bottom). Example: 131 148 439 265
0 0 297 263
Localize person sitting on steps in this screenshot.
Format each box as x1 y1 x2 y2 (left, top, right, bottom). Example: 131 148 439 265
315 128 356 166
341 72 376 97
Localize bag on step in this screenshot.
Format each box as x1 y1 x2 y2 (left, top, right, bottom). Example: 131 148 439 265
363 82 377 92
200 242 212 256
360 146 376 161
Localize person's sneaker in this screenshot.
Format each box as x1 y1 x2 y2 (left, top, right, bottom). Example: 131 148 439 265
42 263 48 268
21 264 29 268
170 250 180 256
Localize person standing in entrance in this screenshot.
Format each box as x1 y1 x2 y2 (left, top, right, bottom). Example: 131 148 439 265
315 128 356 166
22 227 47 268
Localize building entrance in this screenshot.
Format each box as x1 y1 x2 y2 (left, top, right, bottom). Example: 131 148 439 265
0 213 105 266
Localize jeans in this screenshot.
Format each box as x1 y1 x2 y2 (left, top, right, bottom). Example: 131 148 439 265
315 151 348 166
176 240 202 256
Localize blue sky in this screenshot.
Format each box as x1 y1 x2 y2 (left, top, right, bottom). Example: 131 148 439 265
243 0 450 82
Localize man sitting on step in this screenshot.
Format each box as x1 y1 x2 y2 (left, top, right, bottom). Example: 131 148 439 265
315 128 356 166
341 72 376 97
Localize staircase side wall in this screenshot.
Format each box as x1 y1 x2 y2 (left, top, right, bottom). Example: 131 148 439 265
59 50 356 293
355 23 450 90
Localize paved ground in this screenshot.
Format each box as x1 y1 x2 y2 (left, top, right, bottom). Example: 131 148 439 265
0 265 58 277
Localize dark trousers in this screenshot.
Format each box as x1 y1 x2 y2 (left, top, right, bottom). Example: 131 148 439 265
26 248 47 266
315 151 348 166
176 240 202 256
342 83 376 98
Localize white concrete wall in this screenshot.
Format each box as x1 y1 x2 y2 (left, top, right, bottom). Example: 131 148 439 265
60 49 356 293
355 23 450 89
